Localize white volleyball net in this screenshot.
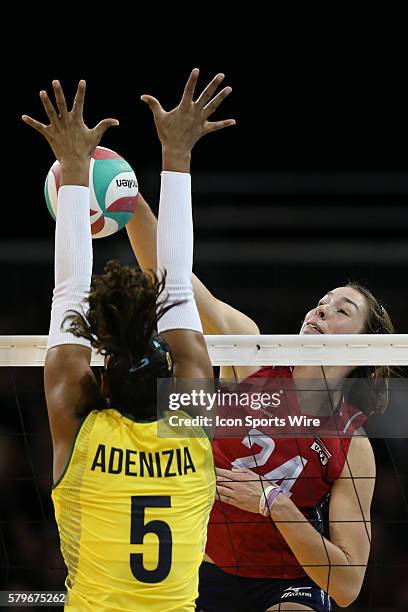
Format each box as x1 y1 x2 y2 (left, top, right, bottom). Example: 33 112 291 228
0 335 407 611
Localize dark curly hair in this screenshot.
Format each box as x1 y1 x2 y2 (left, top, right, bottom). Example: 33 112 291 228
63 260 175 420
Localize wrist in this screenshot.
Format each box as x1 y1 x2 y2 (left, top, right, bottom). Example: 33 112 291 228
162 147 191 173
268 488 288 520
259 484 285 518
60 158 91 187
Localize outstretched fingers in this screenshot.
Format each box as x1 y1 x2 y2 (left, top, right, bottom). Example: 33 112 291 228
140 95 164 118
21 115 49 138
72 80 86 117
204 118 236 134
39 89 58 125
24 78 121 162
93 118 119 141
180 68 200 109
203 86 233 119
52 80 68 118
196 73 225 109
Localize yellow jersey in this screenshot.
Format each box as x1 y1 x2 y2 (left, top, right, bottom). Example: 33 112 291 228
52 408 215 611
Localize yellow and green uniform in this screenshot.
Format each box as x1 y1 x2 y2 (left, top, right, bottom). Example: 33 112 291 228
52 408 215 611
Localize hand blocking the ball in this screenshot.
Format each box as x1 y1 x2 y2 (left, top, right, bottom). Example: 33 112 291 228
23 80 138 238
24 73 235 236
22 80 118 175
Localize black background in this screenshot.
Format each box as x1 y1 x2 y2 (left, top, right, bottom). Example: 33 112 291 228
3 27 407 334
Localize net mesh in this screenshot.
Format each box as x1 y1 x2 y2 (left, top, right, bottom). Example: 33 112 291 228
0 336 407 611
0 367 66 599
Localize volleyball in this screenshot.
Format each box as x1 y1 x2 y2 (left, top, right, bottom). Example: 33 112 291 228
44 146 138 238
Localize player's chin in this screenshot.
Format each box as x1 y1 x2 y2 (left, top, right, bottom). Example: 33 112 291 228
301 326 324 335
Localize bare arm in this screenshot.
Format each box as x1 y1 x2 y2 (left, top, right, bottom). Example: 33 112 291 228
126 195 260 337
44 345 99 478
142 68 247 380
216 435 375 607
23 80 117 479
269 436 374 606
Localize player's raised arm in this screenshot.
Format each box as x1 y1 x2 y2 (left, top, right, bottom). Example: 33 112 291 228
22 80 118 468
127 72 260 338
142 68 241 378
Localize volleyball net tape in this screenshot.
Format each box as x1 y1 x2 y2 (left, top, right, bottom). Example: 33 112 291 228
0 334 407 366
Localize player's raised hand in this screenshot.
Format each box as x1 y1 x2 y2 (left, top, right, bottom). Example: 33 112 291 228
22 80 119 166
141 68 235 154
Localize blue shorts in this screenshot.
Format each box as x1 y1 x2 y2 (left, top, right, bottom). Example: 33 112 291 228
196 562 333 612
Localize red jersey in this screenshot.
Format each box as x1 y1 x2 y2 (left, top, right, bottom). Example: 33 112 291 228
206 366 367 579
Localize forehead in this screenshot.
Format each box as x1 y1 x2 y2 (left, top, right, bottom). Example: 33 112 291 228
323 287 367 310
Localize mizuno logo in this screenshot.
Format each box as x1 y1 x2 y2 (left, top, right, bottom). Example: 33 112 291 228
282 586 312 598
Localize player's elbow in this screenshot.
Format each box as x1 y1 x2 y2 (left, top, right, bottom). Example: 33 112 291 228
335 593 359 608
333 581 362 607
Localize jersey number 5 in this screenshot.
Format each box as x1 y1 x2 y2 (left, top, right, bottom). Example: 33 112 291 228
130 496 172 583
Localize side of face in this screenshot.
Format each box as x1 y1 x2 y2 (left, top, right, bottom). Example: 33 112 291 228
300 286 369 335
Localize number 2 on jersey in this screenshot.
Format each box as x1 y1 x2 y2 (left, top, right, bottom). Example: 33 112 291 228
232 429 307 496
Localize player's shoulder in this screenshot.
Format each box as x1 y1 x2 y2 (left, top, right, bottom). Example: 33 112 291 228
342 433 375 478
